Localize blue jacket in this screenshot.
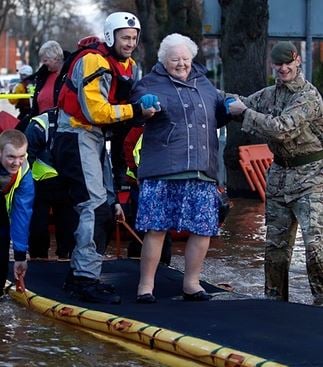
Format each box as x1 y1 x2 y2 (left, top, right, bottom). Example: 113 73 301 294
11 170 34 259
0 164 34 260
131 62 228 180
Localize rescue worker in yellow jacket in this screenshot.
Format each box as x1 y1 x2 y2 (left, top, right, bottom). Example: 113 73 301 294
0 129 34 298
8 65 35 121
52 12 160 304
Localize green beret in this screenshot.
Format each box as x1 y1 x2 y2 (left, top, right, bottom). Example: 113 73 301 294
271 41 298 64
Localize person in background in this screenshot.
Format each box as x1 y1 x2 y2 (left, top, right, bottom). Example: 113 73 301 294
24 108 78 260
131 33 230 304
25 40 75 260
52 12 159 304
8 64 35 121
124 126 172 265
226 41 323 304
31 40 67 117
0 129 34 298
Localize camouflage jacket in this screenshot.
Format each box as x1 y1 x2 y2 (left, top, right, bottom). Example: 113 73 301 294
241 70 323 202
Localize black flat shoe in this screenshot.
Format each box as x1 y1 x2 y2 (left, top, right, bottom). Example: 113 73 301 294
183 290 212 301
136 293 157 304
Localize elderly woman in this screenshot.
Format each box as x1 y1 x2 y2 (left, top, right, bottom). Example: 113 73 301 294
31 40 66 116
132 33 229 303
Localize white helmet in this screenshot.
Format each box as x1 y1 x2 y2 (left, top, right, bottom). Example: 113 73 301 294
104 12 141 47
18 64 33 76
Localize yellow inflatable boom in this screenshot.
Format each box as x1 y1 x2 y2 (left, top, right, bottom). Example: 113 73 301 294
0 93 32 99
6 281 287 367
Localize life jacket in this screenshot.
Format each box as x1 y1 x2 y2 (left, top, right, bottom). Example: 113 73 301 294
57 42 137 125
3 159 30 215
29 108 59 181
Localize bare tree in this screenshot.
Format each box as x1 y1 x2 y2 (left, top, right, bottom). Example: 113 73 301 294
7 0 92 69
219 0 268 196
0 0 16 34
97 0 203 73
135 0 203 73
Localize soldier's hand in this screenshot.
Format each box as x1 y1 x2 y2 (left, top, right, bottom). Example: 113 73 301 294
224 97 236 114
227 98 247 116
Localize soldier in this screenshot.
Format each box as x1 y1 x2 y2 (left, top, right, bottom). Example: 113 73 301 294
226 41 323 304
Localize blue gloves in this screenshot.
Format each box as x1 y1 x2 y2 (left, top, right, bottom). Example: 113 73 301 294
139 94 160 110
224 97 236 114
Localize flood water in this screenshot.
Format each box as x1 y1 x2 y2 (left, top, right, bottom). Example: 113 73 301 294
0 197 311 367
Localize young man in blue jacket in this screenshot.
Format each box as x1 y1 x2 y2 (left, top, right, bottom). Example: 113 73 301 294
0 129 34 298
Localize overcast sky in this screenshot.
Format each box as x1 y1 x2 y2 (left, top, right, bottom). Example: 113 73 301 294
77 0 104 36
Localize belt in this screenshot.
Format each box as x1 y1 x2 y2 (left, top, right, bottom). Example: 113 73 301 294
274 150 323 168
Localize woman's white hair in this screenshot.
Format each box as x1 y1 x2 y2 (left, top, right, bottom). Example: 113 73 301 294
39 40 64 60
157 33 198 65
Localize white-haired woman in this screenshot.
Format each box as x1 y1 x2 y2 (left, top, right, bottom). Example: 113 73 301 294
131 33 230 303
30 40 66 117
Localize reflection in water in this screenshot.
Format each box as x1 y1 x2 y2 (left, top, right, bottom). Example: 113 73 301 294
0 300 163 367
0 198 312 366
172 198 312 305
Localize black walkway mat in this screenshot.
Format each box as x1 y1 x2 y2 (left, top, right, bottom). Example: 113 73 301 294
8 259 323 366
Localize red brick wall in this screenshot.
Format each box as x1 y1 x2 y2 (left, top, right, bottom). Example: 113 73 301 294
0 32 19 73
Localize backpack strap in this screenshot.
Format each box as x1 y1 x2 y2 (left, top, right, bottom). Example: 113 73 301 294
61 43 110 93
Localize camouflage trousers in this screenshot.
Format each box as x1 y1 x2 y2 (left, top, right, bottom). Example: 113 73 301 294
264 192 323 302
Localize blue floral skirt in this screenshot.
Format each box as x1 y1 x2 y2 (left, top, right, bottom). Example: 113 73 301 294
135 179 219 236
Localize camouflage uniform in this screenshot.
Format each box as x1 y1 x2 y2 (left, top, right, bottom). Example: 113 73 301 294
241 69 323 302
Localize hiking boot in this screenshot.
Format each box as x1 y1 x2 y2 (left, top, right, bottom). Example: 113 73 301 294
76 283 121 304
93 280 116 293
313 295 323 306
63 272 115 293
62 270 77 292
64 274 120 304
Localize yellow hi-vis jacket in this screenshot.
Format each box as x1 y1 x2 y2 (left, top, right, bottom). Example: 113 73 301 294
5 159 29 214
28 114 58 181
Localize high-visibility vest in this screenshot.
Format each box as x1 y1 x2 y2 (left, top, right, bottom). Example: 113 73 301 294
30 113 58 181
5 159 29 215
126 133 142 180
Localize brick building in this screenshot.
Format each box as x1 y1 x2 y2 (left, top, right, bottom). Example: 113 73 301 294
0 31 19 74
